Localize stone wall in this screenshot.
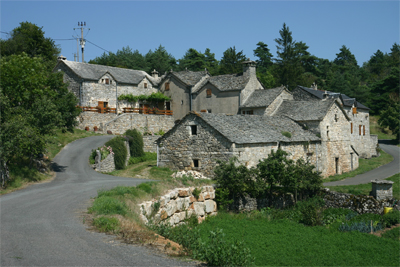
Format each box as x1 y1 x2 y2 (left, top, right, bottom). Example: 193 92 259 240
77 112 175 135
265 90 294 116
139 185 217 226
95 152 115 173
229 192 295 212
323 189 399 214
371 180 394 200
157 115 236 177
143 136 159 153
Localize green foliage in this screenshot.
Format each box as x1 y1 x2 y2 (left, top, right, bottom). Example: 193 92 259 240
296 197 324 226
97 186 140 198
89 46 147 70
118 92 171 103
128 152 157 165
145 45 177 74
281 131 292 138
88 196 127 216
378 93 399 140
93 216 120 232
178 48 206 71
382 210 400 228
124 129 145 158
338 221 383 233
105 136 127 170
381 227 400 241
219 46 247 75
136 182 153 194
214 187 233 210
192 187 201 199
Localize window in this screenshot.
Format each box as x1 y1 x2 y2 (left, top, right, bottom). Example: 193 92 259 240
243 110 253 115
352 107 357 114
351 123 353 134
193 159 199 168
334 113 338 122
359 125 362 135
327 126 329 139
165 82 170 91
206 89 212 97
166 102 171 110
363 125 365 136
200 110 207 113
144 83 148 88
335 157 339 174
190 125 197 135
105 78 109 85
207 109 212 113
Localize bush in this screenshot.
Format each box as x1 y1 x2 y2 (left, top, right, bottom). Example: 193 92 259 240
105 136 127 170
136 182 153 194
381 227 400 241
93 216 120 232
124 129 145 157
88 196 127 216
128 152 156 165
382 210 400 227
296 197 324 226
338 221 383 233
322 208 353 226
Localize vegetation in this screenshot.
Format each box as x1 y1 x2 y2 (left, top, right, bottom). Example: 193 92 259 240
323 149 393 183
104 136 128 170
326 173 400 199
124 129 145 158
118 92 171 103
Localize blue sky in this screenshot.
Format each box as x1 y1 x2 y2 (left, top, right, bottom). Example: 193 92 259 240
1 1 399 66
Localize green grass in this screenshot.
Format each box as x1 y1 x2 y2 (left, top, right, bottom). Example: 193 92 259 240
326 173 400 199
88 196 128 216
185 212 399 266
370 115 397 140
382 227 400 241
93 216 120 232
128 152 157 165
323 149 393 183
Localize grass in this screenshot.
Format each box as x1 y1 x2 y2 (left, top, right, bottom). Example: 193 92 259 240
382 227 400 241
326 173 400 199
323 149 393 183
93 216 120 232
370 115 398 142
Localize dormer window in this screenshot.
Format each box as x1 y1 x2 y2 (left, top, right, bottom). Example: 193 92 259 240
105 78 109 85
165 82 170 91
206 89 212 97
144 83 148 88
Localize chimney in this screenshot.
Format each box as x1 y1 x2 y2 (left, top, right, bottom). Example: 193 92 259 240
151 69 159 79
242 58 257 78
311 82 317 90
58 55 67 61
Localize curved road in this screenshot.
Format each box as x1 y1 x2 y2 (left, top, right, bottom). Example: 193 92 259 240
324 140 400 186
1 136 195 266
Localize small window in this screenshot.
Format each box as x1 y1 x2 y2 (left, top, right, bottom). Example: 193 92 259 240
105 78 109 85
165 82 170 91
207 109 212 113
352 107 357 114
334 114 338 122
181 100 183 105
327 126 329 139
206 89 212 97
191 125 197 135
110 80 112 84
359 125 362 135
144 83 148 88
166 102 171 110
193 159 199 168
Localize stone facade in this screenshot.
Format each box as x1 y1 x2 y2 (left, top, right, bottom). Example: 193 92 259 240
143 136 159 153
138 185 217 226
371 180 394 200
94 151 115 173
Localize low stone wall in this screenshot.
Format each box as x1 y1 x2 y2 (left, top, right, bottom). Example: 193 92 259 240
143 136 159 153
139 185 217 227
323 189 399 214
228 192 295 212
94 152 115 173
77 112 116 131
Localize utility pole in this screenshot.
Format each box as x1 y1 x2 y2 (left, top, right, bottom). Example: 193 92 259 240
73 22 90 63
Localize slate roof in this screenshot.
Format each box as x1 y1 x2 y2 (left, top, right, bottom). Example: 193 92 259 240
56 60 159 85
274 99 337 121
240 87 286 108
296 86 369 110
172 70 209 86
193 73 249 93
165 112 320 144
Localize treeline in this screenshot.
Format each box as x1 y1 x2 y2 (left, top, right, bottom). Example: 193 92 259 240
0 22 80 175
90 23 399 118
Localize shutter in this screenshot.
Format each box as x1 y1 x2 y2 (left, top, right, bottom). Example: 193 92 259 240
351 123 353 134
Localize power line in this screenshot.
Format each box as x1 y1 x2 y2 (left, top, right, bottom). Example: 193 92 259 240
86 39 110 53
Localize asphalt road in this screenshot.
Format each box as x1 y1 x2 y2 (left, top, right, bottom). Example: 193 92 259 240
0 136 196 266
324 140 400 186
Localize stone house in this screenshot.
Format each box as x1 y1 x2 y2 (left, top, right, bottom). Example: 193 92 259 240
158 59 264 119
292 85 377 158
156 109 357 178
53 56 161 113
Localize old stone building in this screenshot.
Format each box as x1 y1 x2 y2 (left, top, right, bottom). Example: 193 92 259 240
292 85 377 158
156 110 356 178
158 59 264 119
53 56 161 113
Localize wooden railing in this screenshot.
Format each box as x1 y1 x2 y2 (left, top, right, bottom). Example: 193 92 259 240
122 107 173 116
78 106 172 115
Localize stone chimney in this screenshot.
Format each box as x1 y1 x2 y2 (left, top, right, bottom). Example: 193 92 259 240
311 82 317 90
151 69 159 79
242 58 257 78
58 55 67 61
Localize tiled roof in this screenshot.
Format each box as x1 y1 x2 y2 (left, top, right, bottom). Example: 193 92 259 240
172 71 209 86
296 86 369 110
240 87 286 108
56 60 159 85
274 99 336 121
194 112 320 144
193 73 249 93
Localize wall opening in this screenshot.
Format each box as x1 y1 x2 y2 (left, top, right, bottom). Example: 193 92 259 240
191 125 197 135
335 157 339 174
193 159 199 168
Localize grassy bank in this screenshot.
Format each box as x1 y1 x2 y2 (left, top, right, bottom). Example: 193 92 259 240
370 115 397 141
326 173 400 199
323 149 393 183
1 128 99 195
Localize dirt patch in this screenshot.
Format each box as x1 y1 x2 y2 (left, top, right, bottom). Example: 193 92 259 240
371 224 400 237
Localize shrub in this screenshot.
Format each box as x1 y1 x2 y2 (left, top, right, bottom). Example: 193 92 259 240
124 129 145 157
128 152 156 165
136 182 153 193
93 216 120 232
382 210 400 227
297 197 324 226
322 208 353 225
214 187 233 210
338 221 383 233
105 136 127 170
88 196 127 216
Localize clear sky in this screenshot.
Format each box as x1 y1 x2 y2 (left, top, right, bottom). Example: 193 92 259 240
1 1 399 66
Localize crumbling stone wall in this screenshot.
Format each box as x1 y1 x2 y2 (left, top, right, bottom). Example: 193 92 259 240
143 136 159 153
139 185 217 226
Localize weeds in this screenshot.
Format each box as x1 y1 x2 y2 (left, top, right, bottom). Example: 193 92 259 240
93 216 120 232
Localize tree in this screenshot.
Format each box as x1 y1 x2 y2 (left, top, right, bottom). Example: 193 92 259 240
204 48 219 75
124 129 145 157
219 46 246 75
145 45 177 74
378 94 399 141
333 45 358 71
178 48 206 71
253 41 273 74
89 46 147 71
0 22 60 67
